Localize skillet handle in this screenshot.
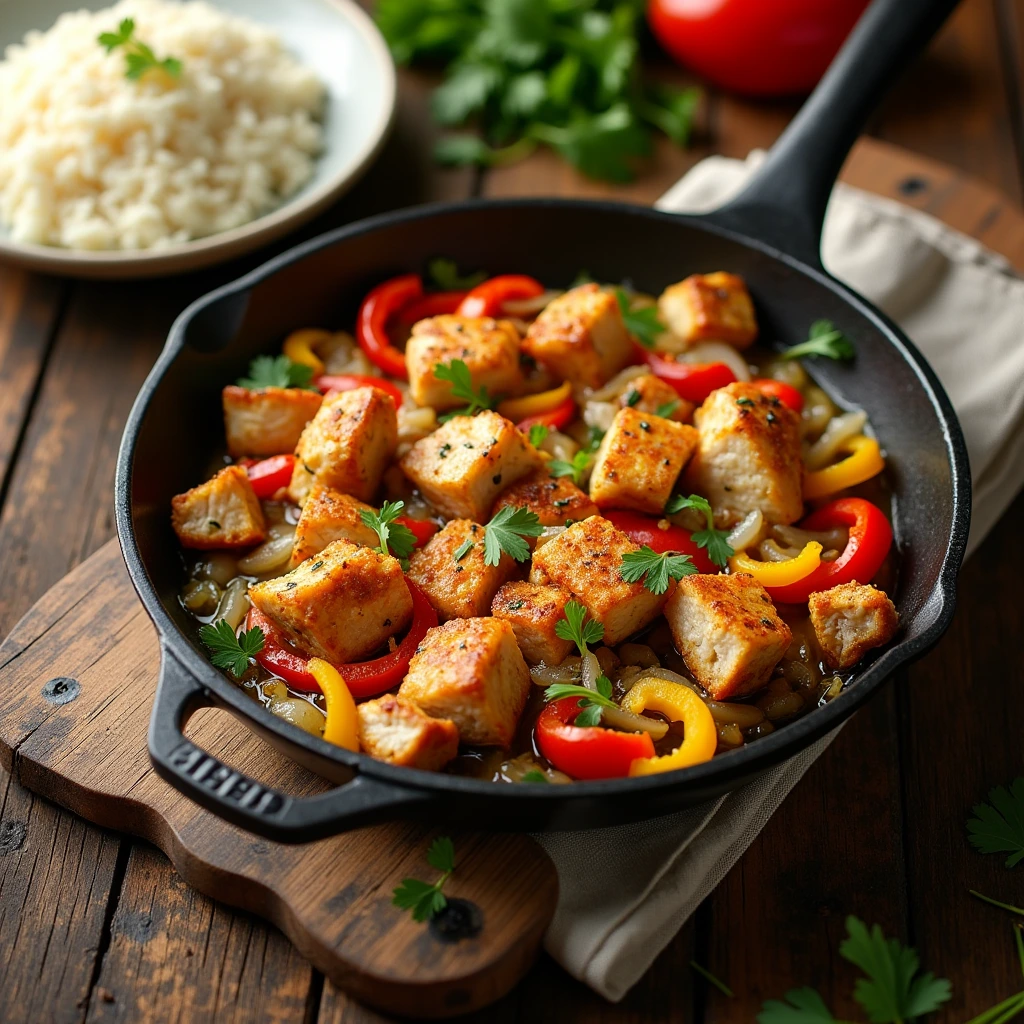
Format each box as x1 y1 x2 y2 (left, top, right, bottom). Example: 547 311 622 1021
148 649 433 843
699 0 961 268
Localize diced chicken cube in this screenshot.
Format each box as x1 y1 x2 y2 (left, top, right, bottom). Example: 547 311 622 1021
491 468 599 527
684 381 803 527
407 519 517 621
589 407 699 515
523 284 633 390
529 515 665 645
658 272 758 349
809 581 899 669
491 581 574 665
664 572 791 700
619 373 695 422
406 315 522 411
171 465 266 550
400 617 530 747
399 410 542 522
287 387 398 505
249 539 412 664
357 695 459 771
289 484 378 568
222 385 323 458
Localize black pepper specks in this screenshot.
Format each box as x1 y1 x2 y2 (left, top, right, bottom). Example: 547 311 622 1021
285 581 297 589
639 421 651 432
311 561 324 571
438 443 451 459
492 473 502 485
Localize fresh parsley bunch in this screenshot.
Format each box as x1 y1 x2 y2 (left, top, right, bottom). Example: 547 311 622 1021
663 493 733 569
237 355 317 391
375 0 701 182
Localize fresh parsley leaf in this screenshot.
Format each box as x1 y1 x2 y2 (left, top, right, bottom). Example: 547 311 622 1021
619 545 697 595
360 500 417 561
375 0 482 65
434 358 496 420
554 599 604 656
432 61 504 125
968 778 1024 867
98 17 182 81
483 506 543 566
595 673 612 699
427 257 487 291
624 387 642 407
655 399 680 419
690 960 733 998
574 704 604 727
452 538 474 561
522 769 548 783
782 320 855 362
757 988 837 1024
198 620 264 678
531 103 650 183
586 425 605 452
238 354 316 391
549 449 591 486
571 269 595 288
969 889 1024 917
615 289 664 349
528 423 550 448
543 682 617 708
839 916 952 1022
392 836 456 923
639 84 701 147
664 493 733 569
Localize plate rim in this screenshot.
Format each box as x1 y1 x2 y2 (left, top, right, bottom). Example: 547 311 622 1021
0 0 397 278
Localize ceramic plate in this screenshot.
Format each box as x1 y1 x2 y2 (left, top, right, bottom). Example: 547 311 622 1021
0 0 395 278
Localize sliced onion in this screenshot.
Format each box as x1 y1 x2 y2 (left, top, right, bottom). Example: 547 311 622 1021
627 666 703 695
772 522 849 553
582 399 617 433
600 704 670 739
617 643 660 668
680 342 752 382
238 529 295 575
727 509 764 553
804 410 868 470
759 538 800 562
588 365 649 402
530 657 581 686
581 651 601 690
706 700 765 728
214 577 250 631
534 525 566 550
545 430 579 462
501 290 563 316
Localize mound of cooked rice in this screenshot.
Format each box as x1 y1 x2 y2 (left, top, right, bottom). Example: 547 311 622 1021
0 0 326 250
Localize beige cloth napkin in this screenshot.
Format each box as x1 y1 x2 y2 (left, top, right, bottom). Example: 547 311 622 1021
536 152 1024 1001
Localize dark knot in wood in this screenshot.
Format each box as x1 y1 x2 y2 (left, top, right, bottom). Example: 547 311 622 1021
429 898 483 944
41 677 80 705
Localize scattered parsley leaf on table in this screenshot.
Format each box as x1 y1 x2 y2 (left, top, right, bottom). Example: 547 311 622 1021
198 620 264 678
555 600 604 657
427 257 487 291
98 17 182 81
782 320 855 362
360 500 417 561
616 289 664 349
757 987 838 1024
434 359 497 421
392 836 456 923
482 506 543 565
968 778 1024 867
664 493 733 569
237 355 316 391
549 449 591 486
619 545 696 594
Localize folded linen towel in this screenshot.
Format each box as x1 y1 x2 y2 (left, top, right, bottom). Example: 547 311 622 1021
536 152 1024 1001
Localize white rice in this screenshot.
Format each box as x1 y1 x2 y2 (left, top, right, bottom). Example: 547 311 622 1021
0 0 326 250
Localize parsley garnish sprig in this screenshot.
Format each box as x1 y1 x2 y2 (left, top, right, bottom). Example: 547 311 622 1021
198 620 264 678
98 18 182 81
968 777 1024 867
619 546 697 595
392 837 456 922
528 423 550 448
544 675 616 727
549 449 591 487
427 257 487 291
455 506 544 565
616 289 664 350
360 500 417 561
663 494 733 569
782 320 855 362
238 355 317 391
554 600 604 658
434 359 497 422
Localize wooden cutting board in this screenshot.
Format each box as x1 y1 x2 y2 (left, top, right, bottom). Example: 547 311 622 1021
0 540 559 1019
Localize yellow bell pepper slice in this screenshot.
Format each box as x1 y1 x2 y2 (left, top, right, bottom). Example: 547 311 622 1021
729 540 822 587
621 678 717 776
803 434 885 500
282 328 332 378
307 658 359 752
496 381 573 423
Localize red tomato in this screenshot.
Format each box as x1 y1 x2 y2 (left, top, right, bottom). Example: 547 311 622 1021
602 510 717 575
316 374 404 408
244 455 295 499
641 348 737 404
647 0 871 97
752 378 804 413
396 516 438 548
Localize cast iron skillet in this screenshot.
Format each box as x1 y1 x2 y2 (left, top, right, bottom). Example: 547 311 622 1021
116 0 970 842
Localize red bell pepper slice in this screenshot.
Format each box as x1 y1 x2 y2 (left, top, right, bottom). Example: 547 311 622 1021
456 274 545 318
641 348 738 404
356 273 423 380
244 455 295 499
603 510 717 574
535 698 656 780
752 377 804 412
316 373 404 408
246 579 438 699
517 395 576 433
396 516 438 548
397 290 468 326
766 497 893 605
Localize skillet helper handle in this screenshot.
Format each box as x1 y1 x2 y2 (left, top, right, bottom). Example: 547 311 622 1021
148 649 431 843
702 0 962 268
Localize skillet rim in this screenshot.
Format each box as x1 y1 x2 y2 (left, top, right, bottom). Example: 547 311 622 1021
115 195 972 806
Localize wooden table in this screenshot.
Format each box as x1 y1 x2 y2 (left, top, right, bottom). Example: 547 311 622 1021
2 1 1023 1019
